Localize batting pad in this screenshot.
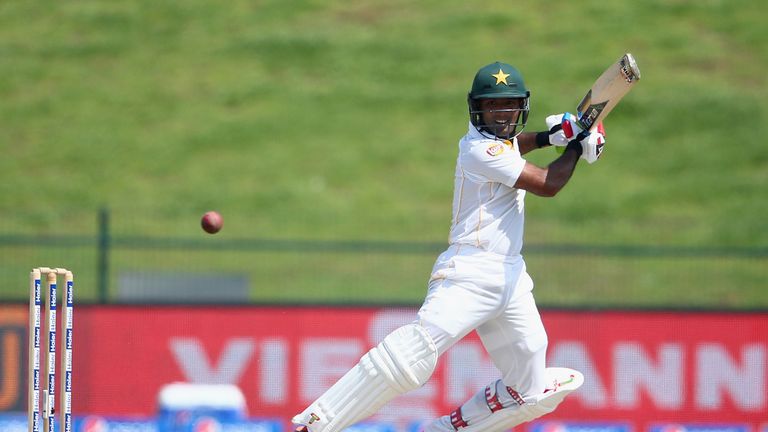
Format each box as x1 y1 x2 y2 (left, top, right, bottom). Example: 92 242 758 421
292 324 438 432
447 367 583 432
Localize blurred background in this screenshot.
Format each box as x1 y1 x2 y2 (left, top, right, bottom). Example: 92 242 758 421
1 0 766 431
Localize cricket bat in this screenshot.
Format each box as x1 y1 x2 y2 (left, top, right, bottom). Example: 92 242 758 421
557 53 641 151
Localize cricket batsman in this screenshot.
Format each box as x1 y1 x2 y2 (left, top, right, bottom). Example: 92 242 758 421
292 61 605 432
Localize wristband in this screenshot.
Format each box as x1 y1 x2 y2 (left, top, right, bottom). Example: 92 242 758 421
535 131 550 148
565 139 583 156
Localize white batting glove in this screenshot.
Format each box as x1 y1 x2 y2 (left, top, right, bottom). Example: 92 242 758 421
573 129 606 164
544 113 570 147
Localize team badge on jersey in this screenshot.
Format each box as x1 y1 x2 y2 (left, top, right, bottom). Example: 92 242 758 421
503 139 516 152
486 142 505 156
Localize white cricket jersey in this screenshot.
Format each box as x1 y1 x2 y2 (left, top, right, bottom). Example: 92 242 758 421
448 123 527 257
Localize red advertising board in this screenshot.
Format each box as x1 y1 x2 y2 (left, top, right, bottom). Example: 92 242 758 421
1 305 766 430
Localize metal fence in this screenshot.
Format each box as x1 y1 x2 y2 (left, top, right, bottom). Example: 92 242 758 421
1 209 766 309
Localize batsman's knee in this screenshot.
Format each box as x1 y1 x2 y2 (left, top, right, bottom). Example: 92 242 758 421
364 323 439 392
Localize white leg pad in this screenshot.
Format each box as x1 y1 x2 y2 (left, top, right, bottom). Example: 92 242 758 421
424 367 583 432
293 324 438 432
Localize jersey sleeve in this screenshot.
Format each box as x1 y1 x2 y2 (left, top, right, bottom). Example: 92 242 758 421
461 139 526 187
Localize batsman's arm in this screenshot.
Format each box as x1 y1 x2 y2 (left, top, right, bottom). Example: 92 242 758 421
514 141 582 197
516 131 548 155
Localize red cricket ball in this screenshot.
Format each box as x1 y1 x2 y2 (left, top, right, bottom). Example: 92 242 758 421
201 211 223 234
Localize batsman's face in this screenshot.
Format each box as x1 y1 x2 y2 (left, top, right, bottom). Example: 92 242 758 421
480 98 523 137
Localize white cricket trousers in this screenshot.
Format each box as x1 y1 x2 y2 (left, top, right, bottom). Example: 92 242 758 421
416 244 549 397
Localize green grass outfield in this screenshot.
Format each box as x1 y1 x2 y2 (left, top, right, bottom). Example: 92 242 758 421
1 1 766 307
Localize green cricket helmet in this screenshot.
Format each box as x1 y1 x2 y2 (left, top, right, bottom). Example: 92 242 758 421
468 61 530 139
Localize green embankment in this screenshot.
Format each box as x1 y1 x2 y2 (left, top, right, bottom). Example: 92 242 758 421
1 1 765 307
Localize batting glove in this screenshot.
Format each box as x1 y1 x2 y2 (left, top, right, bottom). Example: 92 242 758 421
544 113 570 147
567 127 606 164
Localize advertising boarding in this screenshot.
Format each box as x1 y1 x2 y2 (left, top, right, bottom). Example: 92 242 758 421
1 306 766 431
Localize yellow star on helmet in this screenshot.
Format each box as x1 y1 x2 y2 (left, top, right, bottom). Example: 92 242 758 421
492 68 510 85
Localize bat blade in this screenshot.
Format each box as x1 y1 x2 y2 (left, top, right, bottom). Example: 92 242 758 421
576 53 641 132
